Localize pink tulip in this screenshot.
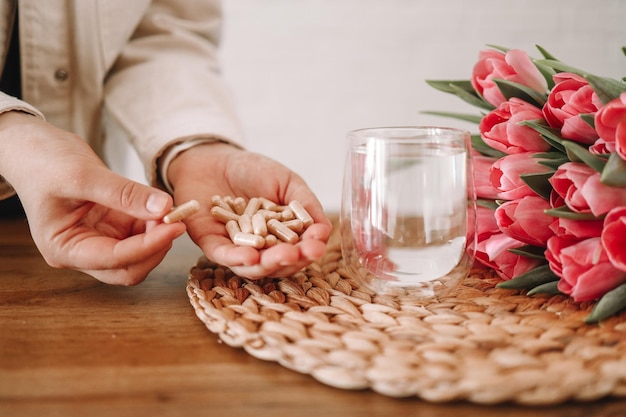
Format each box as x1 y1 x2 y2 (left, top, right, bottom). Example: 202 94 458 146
594 92 626 160
471 49 548 107
589 137 616 155
549 237 626 302
479 98 552 154
474 232 543 281
472 153 504 199
549 217 604 239
491 152 553 200
602 207 626 272
546 235 580 277
473 205 500 240
495 196 556 246
543 72 602 144
550 162 626 216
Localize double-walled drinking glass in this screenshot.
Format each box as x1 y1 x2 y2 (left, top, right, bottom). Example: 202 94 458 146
340 126 476 298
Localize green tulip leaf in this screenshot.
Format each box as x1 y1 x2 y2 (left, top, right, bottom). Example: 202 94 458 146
471 134 507 158
580 113 595 129
491 78 547 107
476 199 499 210
527 280 563 296
449 83 495 111
601 152 626 187
485 44 510 53
531 152 569 170
536 59 587 77
562 141 607 173
508 245 547 260
584 73 626 105
534 63 557 91
533 151 566 159
496 264 557 290
531 45 558 89
420 111 483 125
545 206 602 220
535 45 559 61
519 120 566 152
520 172 555 200
585 282 626 323
424 79 494 110
536 157 571 170
425 79 475 95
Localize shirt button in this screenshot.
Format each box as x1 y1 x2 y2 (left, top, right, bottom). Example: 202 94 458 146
54 69 69 81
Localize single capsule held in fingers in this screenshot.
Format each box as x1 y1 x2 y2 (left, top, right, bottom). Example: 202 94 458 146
163 200 200 224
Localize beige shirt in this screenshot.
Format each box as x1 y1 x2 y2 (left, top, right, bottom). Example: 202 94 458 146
0 0 243 199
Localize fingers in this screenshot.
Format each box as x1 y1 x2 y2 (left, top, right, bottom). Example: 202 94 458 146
64 222 187 286
204 237 330 280
199 233 262 267
81 245 172 286
67 166 174 220
300 222 333 243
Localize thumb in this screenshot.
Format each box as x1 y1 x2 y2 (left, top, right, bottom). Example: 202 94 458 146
79 168 173 220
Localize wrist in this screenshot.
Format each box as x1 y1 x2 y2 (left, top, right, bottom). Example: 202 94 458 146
0 111 38 181
166 140 240 192
157 138 239 193
158 138 220 193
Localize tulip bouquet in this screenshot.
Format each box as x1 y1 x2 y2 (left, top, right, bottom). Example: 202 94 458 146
426 45 626 323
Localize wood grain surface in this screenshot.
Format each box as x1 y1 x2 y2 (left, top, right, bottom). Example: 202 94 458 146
1 213 625 417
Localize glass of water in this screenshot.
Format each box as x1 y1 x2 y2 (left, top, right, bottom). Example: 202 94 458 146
340 126 476 299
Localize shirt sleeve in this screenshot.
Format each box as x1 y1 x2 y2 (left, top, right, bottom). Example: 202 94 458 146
102 0 245 190
0 93 46 200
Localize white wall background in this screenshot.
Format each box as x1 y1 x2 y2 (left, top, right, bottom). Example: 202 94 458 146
218 0 626 212
107 0 626 213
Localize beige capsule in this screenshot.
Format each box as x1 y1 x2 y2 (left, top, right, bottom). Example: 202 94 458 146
210 206 240 223
282 219 305 233
259 197 279 210
210 195 223 205
252 212 268 236
225 220 241 241
264 234 278 248
233 232 265 249
267 218 299 244
223 195 235 207
238 213 254 234
258 209 281 220
163 200 200 224
281 209 296 221
232 197 247 215
288 200 314 227
210 195 233 212
243 197 262 217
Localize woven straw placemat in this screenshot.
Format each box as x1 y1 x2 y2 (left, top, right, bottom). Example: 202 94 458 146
186 231 626 405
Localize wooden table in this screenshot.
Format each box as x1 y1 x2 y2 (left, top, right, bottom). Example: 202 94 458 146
1 212 626 417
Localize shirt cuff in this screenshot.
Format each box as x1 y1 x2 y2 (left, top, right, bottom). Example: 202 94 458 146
158 137 220 194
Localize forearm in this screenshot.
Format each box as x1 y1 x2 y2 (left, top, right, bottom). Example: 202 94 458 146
0 98 46 196
102 0 244 189
0 111 38 189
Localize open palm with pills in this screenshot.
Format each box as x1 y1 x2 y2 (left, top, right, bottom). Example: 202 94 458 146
166 141 333 280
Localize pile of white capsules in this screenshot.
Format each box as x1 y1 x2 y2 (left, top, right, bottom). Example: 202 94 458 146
209 196 314 248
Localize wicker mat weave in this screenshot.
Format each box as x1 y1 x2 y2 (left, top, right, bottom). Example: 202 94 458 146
186 232 626 405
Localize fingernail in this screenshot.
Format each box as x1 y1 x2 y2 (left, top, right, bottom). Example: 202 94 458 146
146 193 169 214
